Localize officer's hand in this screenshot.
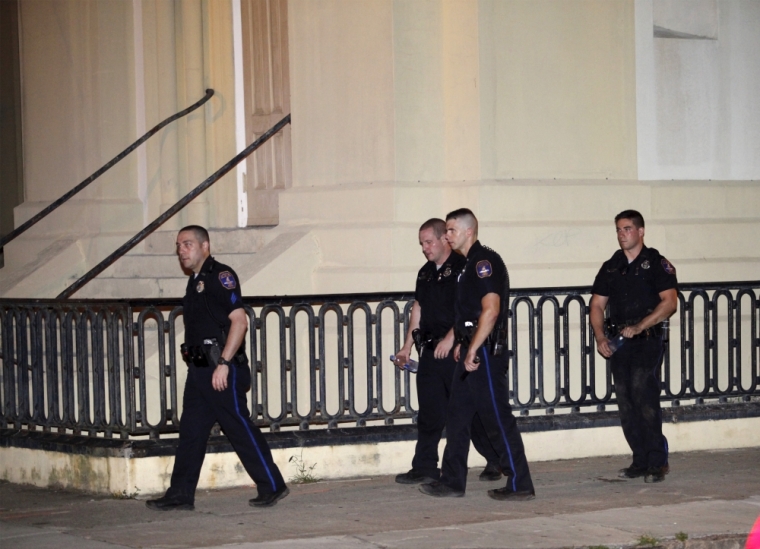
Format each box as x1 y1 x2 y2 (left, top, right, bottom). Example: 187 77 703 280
393 348 411 369
212 363 229 391
434 337 453 360
464 349 480 372
596 338 613 359
453 344 461 362
620 325 642 338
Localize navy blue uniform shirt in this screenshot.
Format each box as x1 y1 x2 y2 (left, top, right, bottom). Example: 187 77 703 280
183 256 245 347
591 245 677 325
414 251 466 339
454 241 509 332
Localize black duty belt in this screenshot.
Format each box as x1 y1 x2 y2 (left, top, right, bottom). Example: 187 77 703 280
454 323 505 356
605 319 664 340
412 329 446 352
181 339 247 367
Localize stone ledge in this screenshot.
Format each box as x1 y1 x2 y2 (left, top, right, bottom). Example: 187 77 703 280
2 401 758 459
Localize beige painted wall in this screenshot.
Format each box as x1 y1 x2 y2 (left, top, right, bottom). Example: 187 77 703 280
288 0 396 187
15 0 239 233
288 0 638 186
479 0 638 179
19 0 139 204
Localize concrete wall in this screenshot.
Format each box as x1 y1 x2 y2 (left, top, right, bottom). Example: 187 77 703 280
636 0 760 180
14 0 239 232
3 415 759 494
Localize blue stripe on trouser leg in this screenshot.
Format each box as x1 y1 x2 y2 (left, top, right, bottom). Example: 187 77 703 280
231 366 277 492
652 341 667 467
482 349 518 492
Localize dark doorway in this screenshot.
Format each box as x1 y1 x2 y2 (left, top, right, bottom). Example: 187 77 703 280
0 0 24 268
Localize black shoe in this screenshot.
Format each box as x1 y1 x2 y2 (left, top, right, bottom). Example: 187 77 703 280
618 465 648 479
644 465 669 483
395 469 437 485
418 481 465 498
145 495 194 511
488 486 536 501
479 463 503 482
249 486 290 507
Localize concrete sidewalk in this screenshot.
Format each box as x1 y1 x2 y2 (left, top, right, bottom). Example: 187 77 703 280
1 448 758 549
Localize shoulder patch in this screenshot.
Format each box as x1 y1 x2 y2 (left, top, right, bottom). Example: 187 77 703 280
219 271 237 290
661 258 676 275
476 260 492 278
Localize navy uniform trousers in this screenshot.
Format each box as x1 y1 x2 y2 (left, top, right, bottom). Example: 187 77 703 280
412 348 500 478
610 336 669 469
440 345 533 493
166 361 285 503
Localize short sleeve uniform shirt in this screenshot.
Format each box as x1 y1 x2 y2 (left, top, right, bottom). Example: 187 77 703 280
591 246 677 325
183 256 245 346
414 252 466 339
454 241 509 332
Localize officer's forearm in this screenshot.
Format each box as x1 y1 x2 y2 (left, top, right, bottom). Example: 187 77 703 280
222 314 248 361
402 301 422 351
636 290 678 331
469 308 498 352
589 295 609 341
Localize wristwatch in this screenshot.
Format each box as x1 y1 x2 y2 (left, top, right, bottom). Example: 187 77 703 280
218 357 233 367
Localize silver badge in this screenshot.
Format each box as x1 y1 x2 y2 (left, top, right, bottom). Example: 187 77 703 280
641 260 650 269
443 266 452 277
196 281 205 293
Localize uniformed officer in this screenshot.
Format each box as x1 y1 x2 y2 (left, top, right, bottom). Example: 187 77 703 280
590 210 677 483
146 226 289 510
393 219 502 485
420 209 535 500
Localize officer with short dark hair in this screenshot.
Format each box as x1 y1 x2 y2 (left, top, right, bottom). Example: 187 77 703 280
419 209 535 501
590 210 677 483
146 225 288 511
394 218 502 485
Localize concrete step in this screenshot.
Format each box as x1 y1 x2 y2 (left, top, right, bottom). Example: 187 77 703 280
100 252 259 279
279 180 760 225
73 277 188 299
310 254 760 295
13 198 143 237
137 228 270 255
306 220 760 269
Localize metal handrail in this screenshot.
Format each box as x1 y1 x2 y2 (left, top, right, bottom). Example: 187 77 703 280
56 114 292 299
0 89 215 251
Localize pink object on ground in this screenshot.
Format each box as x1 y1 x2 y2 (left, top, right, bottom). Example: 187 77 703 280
747 515 760 549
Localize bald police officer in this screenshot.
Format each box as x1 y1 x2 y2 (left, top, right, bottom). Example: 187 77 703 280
394 218 502 485
420 209 535 501
590 210 677 483
146 226 289 511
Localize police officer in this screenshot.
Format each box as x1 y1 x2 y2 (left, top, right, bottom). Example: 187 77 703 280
393 219 502 485
590 210 677 483
420 209 535 500
146 226 289 510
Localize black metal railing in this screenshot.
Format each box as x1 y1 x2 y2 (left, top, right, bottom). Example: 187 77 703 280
57 114 291 299
0 90 215 252
1 282 758 440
